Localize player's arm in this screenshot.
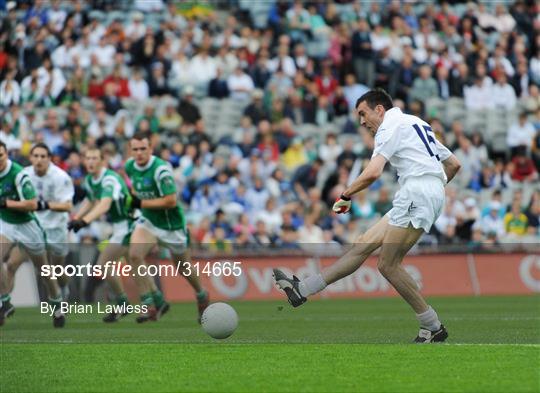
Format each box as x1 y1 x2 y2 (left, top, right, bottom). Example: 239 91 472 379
436 138 461 184
333 125 400 214
68 197 95 232
80 197 112 223
132 167 177 210
5 198 37 211
5 172 38 211
441 154 461 184
73 198 95 220
136 193 177 209
333 155 386 213
343 155 386 197
47 200 73 212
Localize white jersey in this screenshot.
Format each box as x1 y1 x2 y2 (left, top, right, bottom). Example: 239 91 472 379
23 163 74 229
372 107 452 186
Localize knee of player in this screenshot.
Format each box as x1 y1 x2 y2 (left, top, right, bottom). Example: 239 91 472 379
377 258 395 277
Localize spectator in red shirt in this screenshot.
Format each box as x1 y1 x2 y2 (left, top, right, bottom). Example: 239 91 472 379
103 65 130 98
314 61 338 98
87 69 104 99
257 132 280 162
510 149 538 182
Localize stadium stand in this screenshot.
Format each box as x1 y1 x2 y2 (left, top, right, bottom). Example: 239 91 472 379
0 0 538 252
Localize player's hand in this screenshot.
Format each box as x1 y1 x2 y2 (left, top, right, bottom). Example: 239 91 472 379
332 194 351 214
36 199 49 211
68 219 89 233
130 194 142 209
0 198 6 209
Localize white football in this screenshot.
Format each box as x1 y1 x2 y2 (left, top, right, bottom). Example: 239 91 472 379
201 302 238 339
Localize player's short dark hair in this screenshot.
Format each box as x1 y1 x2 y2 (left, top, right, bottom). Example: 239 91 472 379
30 142 51 156
0 140 6 152
131 131 152 143
356 89 393 111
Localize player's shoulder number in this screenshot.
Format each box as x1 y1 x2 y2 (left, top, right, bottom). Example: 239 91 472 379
412 123 440 161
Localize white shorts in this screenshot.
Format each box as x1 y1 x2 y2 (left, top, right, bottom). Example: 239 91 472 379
135 217 187 255
0 219 46 255
387 176 445 233
44 227 69 257
109 220 133 245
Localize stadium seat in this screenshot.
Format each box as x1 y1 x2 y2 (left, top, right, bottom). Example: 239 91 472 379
465 110 488 134
446 98 466 125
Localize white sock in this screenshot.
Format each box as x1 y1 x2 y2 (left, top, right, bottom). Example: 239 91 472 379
416 306 442 331
298 274 327 297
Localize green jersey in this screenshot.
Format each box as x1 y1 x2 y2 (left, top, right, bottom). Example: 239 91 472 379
125 156 185 231
0 160 36 224
83 168 131 223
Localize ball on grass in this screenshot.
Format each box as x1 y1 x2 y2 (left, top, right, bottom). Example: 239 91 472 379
201 302 238 339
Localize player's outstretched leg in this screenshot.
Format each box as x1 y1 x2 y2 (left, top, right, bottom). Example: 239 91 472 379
273 216 387 306
378 224 447 343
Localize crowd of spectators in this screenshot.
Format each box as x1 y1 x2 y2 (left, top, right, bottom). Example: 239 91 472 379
0 0 539 251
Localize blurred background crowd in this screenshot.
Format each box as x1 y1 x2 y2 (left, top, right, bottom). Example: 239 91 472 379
0 0 539 251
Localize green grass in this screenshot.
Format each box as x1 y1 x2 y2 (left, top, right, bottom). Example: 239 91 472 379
1 296 539 392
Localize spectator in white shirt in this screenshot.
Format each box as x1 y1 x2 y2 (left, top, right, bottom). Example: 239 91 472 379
169 51 193 89
128 68 149 101
0 71 21 107
530 53 540 85
507 112 536 151
435 203 457 240
215 46 239 78
491 73 517 110
454 136 482 188
267 45 297 78
493 4 516 33
87 18 106 46
72 34 94 69
464 76 494 111
189 48 217 92
319 133 343 169
254 198 283 233
48 0 67 33
125 12 146 41
488 46 515 78
474 201 505 239
51 36 76 69
245 177 270 214
297 215 325 243
37 58 66 99
214 27 242 49
227 66 254 101
93 36 116 69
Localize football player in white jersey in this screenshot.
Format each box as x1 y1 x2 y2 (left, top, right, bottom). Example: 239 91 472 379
274 89 462 343
4 143 74 299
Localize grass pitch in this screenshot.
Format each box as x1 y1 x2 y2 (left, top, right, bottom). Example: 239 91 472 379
2 296 539 392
